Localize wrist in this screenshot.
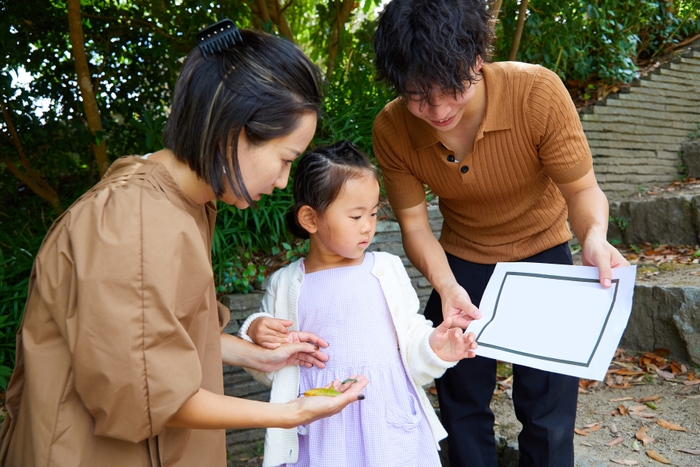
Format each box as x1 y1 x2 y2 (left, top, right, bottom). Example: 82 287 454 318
433 277 460 298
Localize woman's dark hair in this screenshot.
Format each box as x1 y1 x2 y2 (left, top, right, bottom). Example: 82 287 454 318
373 0 493 103
164 29 322 202
286 140 378 239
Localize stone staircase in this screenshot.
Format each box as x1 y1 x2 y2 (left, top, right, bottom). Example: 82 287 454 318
581 48 700 194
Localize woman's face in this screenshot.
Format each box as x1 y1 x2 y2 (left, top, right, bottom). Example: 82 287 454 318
224 112 317 209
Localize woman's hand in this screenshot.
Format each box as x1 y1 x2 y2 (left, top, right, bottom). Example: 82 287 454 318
284 375 368 427
221 333 327 371
166 376 368 430
429 316 478 361
252 341 330 372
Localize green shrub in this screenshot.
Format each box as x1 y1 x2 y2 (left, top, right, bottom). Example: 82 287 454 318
494 0 700 84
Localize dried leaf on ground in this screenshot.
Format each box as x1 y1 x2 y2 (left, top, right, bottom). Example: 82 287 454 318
610 460 639 465
606 437 625 446
656 368 676 380
678 448 700 455
636 426 654 446
657 419 687 431
637 395 661 403
646 450 672 464
574 428 591 436
611 397 634 402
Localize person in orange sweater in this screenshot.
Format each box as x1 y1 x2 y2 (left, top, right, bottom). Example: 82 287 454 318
371 1 629 466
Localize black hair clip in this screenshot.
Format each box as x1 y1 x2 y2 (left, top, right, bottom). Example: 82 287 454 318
197 19 243 59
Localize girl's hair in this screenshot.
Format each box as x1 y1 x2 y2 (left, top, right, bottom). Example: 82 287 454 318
164 29 322 202
373 0 493 104
287 140 378 239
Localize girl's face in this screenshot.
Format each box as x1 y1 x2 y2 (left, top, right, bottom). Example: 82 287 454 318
223 112 317 209
312 174 380 261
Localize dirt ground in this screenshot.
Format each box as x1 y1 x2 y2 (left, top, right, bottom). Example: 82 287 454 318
489 359 700 467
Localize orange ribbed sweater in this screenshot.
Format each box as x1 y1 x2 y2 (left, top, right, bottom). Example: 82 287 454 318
372 61 593 264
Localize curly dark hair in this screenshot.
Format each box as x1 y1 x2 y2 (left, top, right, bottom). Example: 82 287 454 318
373 0 494 103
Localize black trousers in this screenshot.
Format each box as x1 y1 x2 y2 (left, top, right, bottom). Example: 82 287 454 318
424 243 579 467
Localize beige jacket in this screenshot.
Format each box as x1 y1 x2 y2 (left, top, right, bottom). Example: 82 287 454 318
0 157 229 467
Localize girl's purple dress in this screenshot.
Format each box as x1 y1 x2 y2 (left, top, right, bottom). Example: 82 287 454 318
283 252 441 467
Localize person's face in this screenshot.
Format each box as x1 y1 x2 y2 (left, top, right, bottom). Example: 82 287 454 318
224 112 317 209
403 61 483 133
313 174 379 260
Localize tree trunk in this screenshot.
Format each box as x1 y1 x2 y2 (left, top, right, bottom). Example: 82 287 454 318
67 0 110 177
255 0 272 24
326 0 356 79
270 0 294 41
492 0 503 22
508 0 529 61
1 102 63 213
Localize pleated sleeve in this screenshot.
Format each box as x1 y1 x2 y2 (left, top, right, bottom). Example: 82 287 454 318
40 182 213 442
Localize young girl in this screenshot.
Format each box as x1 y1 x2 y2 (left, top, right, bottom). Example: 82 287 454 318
239 140 478 467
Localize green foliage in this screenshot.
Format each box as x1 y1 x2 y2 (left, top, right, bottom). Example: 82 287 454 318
493 0 700 84
216 252 266 295
0 196 51 390
316 16 394 158
609 215 629 231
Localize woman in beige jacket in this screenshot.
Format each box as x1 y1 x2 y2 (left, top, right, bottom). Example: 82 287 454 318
0 27 366 467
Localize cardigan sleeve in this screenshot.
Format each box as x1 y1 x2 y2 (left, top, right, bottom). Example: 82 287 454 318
385 255 458 386
240 269 287 387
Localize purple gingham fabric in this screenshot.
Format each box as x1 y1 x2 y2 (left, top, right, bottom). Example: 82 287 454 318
281 253 441 467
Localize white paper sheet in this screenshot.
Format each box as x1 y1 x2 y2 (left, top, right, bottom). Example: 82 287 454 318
468 262 637 381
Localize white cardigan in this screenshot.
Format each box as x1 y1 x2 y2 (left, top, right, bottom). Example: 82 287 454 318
239 252 456 467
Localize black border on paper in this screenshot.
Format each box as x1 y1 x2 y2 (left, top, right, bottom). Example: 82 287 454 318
475 272 620 368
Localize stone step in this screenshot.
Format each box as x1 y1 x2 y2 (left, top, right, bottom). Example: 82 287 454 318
623 270 700 366
607 191 700 245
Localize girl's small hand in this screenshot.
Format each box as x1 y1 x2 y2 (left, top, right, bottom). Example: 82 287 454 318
248 317 292 349
429 316 478 361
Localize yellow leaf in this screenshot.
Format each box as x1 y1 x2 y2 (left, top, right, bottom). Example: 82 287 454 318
303 387 341 397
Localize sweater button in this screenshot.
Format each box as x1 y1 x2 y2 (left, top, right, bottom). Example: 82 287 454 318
460 165 469 173
447 154 455 163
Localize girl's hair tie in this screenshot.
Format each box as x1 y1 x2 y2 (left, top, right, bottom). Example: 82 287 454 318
197 19 243 59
